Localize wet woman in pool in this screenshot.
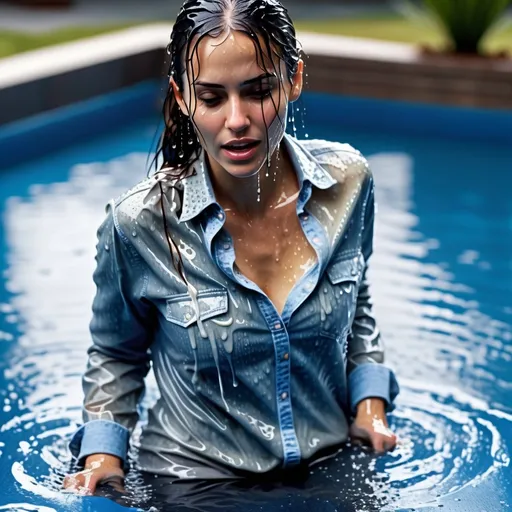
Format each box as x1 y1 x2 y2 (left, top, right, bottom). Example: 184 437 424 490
64 0 399 504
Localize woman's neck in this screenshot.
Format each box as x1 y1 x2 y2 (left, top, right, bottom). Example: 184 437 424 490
208 145 297 219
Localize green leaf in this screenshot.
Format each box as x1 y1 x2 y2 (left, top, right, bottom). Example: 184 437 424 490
420 0 511 53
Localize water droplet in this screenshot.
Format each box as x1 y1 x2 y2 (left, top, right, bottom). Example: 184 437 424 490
178 151 184 159
104 243 110 251
132 231 137 237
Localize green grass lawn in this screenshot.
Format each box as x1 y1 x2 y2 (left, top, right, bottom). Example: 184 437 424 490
295 16 512 54
1 15 512 59
0 24 141 59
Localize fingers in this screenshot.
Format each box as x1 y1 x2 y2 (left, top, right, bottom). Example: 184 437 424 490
62 471 98 495
370 432 397 454
62 467 126 496
350 420 398 454
97 474 126 493
62 474 80 492
349 423 370 444
385 433 398 452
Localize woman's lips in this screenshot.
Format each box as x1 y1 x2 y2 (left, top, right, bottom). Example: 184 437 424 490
221 141 261 162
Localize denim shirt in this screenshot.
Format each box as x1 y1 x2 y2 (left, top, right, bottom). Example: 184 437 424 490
69 133 399 478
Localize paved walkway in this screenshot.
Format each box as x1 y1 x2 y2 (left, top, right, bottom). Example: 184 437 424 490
0 0 392 32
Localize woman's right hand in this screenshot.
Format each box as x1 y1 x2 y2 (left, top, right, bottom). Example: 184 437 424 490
63 453 125 495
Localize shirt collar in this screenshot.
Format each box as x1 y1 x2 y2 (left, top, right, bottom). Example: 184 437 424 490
282 133 336 191
179 153 217 223
179 133 336 223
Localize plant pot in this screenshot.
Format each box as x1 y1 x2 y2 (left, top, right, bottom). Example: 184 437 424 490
418 44 512 71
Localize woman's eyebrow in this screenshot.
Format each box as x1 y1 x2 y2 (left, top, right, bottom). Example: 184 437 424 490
195 72 276 89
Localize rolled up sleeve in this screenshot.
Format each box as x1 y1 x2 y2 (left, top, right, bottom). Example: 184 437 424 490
70 420 130 466
348 364 400 414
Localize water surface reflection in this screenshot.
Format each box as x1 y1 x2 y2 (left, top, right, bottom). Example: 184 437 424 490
0 124 510 511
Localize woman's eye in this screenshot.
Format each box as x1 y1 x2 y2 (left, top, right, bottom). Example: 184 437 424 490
200 96 221 106
252 89 273 99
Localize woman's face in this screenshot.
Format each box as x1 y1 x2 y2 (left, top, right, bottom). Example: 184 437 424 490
173 30 303 179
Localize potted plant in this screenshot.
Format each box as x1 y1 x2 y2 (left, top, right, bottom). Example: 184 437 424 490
399 0 512 57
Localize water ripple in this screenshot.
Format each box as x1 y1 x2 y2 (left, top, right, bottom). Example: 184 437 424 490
381 380 510 509
0 140 510 510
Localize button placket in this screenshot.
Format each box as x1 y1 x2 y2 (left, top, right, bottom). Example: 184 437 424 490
257 297 300 465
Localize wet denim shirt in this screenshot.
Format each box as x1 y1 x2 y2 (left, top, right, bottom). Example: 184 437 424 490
69 133 400 478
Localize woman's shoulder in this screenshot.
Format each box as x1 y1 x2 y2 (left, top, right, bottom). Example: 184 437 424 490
102 173 178 239
109 176 155 221
111 173 182 218
297 137 371 183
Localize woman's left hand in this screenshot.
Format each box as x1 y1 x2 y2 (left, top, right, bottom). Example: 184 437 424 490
349 397 397 453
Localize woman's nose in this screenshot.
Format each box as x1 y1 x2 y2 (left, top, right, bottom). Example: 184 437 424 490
225 96 249 132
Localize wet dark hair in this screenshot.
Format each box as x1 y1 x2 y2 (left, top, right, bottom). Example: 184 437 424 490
154 0 301 177
151 0 301 284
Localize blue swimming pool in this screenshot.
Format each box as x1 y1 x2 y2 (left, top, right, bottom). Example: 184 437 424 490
0 82 510 512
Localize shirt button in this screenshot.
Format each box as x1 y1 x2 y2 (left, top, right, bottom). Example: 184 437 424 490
281 392 288 400
283 353 289 360
274 322 282 330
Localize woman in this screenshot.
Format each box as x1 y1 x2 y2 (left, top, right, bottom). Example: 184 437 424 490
63 0 399 503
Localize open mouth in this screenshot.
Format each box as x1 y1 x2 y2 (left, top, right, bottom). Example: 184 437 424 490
221 140 261 161
221 140 260 151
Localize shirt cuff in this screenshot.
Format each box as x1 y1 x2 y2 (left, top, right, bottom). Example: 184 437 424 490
69 420 130 468
348 363 400 415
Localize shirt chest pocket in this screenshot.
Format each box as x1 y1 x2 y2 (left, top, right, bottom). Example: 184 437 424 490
163 288 231 372
320 252 364 340
160 288 242 395
165 288 229 328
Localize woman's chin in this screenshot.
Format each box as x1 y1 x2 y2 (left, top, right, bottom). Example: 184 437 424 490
223 161 264 179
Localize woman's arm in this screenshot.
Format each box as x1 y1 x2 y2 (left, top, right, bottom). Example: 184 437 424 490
69 206 154 470
346 176 399 451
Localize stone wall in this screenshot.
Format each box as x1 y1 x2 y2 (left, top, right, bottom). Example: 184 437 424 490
304 51 512 110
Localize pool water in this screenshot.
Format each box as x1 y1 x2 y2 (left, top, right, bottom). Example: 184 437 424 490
0 94 511 512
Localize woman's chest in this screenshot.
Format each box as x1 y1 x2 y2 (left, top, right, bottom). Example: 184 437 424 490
227 215 317 315
145 246 363 373
136 212 364 372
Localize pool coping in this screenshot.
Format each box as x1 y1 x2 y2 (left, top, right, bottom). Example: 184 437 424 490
1 23 512 127
0 24 419 91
